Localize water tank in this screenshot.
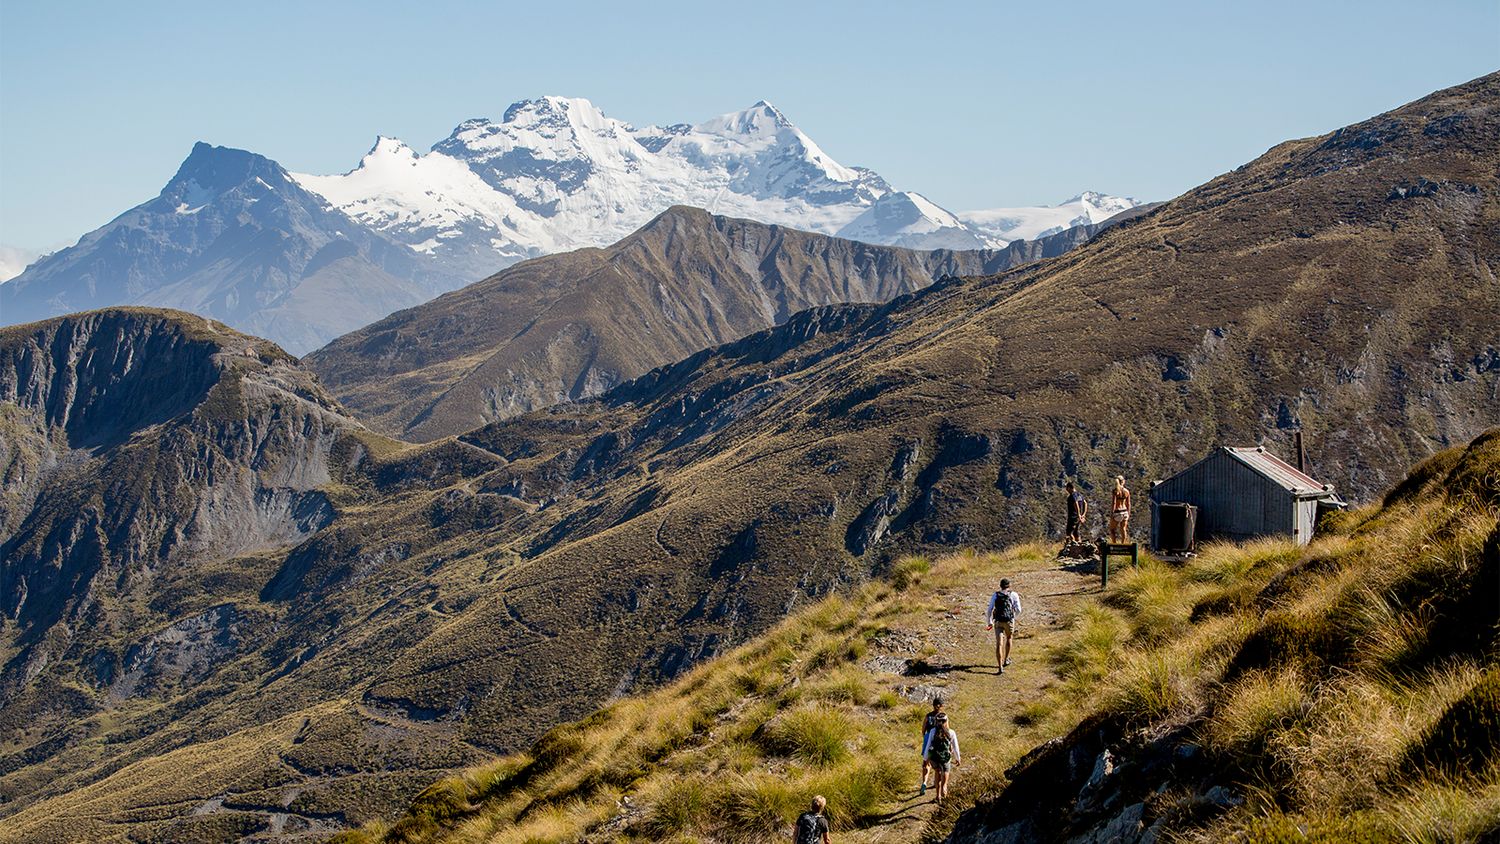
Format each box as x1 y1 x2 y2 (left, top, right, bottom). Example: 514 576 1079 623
1156 502 1198 552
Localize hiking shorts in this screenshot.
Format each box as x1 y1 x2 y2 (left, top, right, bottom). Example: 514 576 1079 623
926 754 954 772
994 620 1015 637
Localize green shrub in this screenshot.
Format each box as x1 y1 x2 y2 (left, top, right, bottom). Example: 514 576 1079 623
1109 650 1196 722
807 756 906 828
1240 811 1388 843
644 776 710 835
1055 605 1128 684
1205 667 1306 754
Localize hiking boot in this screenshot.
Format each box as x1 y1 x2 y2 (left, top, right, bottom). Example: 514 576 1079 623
919 783 927 796
1004 659 1012 667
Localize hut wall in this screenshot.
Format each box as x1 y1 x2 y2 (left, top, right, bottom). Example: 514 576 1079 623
1150 450 1297 544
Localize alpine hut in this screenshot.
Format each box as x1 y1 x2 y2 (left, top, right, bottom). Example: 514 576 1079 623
1149 445 1344 552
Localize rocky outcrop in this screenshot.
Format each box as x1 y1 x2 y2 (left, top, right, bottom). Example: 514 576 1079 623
0 310 358 707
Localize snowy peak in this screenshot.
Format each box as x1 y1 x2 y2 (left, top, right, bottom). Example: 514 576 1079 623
287 98 1139 281
3 141 433 354
364 135 419 164
698 100 795 137
837 191 986 250
1063 190 1139 221
439 96 635 161
958 192 1142 243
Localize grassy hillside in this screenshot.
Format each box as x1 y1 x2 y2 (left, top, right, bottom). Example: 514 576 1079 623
324 545 1095 844
331 431 1499 843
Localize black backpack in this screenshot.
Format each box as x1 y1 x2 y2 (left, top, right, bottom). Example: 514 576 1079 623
795 811 825 844
994 590 1016 622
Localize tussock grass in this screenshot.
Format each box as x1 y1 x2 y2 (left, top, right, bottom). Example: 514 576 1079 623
758 706 855 766
889 554 932 591
945 430 1500 844
1029 431 1500 843
1205 666 1306 754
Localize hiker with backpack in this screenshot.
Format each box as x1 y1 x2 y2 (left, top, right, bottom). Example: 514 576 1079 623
793 795 831 844
921 712 961 803
987 578 1022 674
919 697 946 795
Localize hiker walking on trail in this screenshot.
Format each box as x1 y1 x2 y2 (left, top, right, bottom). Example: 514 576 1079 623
1110 476 1132 542
922 712 961 804
987 578 1022 674
1065 482 1088 543
919 697 946 795
793 795 831 844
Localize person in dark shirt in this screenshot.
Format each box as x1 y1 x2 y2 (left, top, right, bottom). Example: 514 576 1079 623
1065 481 1088 542
793 795 831 844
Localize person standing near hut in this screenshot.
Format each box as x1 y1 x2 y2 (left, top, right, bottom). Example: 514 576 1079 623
1065 482 1088 543
1110 476 1132 542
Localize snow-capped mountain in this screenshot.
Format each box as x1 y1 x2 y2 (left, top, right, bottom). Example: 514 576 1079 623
958 191 1140 244
293 97 903 281
0 143 444 354
295 97 1137 271
0 95 1140 354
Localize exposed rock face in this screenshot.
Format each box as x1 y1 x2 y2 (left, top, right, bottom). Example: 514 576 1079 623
0 310 407 840
0 311 348 655
305 205 1126 441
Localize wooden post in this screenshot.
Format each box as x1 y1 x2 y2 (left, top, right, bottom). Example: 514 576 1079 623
1098 538 1109 589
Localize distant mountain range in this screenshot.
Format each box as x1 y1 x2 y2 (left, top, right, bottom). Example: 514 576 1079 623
305 204 1141 441
0 98 1137 353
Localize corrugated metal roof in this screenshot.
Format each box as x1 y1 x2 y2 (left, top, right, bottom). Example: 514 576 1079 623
1223 446 1337 498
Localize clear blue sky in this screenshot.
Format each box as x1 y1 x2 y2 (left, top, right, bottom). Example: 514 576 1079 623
1 0 1496 252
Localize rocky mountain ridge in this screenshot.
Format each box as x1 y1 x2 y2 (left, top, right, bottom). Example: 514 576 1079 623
305 204 1135 441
